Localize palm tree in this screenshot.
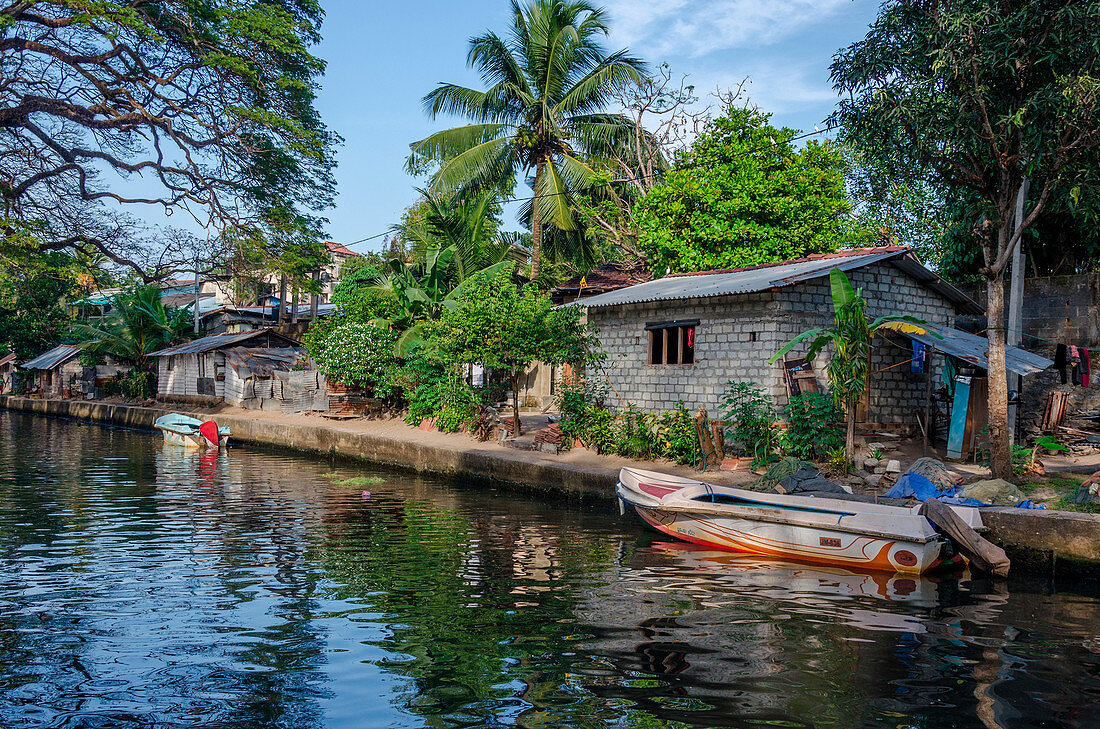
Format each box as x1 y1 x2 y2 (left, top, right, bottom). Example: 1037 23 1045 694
408 0 646 280
75 285 194 371
393 188 528 285
771 269 937 460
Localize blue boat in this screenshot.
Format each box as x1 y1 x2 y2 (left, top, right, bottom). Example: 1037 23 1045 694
154 413 230 449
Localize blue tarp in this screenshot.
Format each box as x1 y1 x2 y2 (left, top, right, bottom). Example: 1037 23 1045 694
884 473 1045 509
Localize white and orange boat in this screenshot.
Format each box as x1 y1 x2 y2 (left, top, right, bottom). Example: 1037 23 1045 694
617 467 984 574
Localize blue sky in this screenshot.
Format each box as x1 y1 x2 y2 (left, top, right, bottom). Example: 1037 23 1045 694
314 0 881 254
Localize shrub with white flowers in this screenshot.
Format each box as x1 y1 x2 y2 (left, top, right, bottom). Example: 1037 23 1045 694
315 322 400 397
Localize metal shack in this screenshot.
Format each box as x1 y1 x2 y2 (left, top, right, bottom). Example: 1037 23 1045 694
20 344 83 397
150 329 327 413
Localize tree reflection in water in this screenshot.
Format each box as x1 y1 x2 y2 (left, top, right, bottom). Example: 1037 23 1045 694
0 413 1096 729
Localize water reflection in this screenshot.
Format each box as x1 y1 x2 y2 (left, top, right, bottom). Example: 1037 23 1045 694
0 412 1096 729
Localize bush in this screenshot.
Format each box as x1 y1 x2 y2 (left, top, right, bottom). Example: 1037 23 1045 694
312 322 400 397
613 405 654 459
434 374 481 433
784 392 844 460
105 370 153 399
653 403 698 466
721 381 779 467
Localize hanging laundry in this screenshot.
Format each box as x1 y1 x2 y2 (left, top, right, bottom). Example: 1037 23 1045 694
1082 347 1091 388
1055 344 1068 384
1070 345 1082 386
911 340 926 374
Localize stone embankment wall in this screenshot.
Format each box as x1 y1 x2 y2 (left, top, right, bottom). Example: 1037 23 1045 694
0 396 617 500
4 395 1096 575
961 274 1100 435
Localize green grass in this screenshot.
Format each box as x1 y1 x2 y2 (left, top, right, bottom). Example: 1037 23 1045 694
321 473 386 488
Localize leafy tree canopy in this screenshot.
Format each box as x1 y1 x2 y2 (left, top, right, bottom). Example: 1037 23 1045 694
0 251 94 359
0 0 338 277
435 267 585 433
830 0 1100 478
634 106 861 274
74 285 193 370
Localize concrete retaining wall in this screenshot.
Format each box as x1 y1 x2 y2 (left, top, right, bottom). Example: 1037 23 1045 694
0 396 618 501
2 395 1096 576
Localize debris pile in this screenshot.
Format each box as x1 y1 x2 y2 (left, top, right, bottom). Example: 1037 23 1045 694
533 423 564 453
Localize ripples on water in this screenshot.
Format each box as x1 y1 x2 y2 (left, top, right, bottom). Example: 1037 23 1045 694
0 413 1097 729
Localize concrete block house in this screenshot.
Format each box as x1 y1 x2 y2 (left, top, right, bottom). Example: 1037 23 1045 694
566 246 982 428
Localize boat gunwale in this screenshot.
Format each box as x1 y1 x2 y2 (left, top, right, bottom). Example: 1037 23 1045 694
617 485 943 545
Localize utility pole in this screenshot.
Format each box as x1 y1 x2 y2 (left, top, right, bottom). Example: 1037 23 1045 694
1007 176 1030 440
309 269 320 321
193 264 201 334
277 275 287 325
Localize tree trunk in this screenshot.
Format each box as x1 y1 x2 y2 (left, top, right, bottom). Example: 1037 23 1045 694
511 371 522 437
845 401 856 462
529 159 545 282
986 274 1013 480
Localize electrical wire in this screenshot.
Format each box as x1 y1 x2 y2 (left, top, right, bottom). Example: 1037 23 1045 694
340 124 839 250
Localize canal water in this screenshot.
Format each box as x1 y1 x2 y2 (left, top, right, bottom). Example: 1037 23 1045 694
0 414 1097 729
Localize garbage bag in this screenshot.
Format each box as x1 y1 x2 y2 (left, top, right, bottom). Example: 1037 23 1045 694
779 466 847 494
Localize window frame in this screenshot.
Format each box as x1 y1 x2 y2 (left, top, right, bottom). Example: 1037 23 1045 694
645 319 698 366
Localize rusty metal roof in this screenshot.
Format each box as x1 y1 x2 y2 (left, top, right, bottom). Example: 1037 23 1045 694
910 322 1052 376
21 344 82 370
148 329 301 357
0 353 16 368
560 247 981 314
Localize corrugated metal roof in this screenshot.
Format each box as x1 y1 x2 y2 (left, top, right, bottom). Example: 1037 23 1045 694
21 344 82 370
148 329 301 357
910 322 1052 376
0 353 18 367
560 249 905 309
559 247 982 314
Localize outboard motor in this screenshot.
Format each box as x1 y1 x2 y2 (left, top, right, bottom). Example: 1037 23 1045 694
198 421 221 449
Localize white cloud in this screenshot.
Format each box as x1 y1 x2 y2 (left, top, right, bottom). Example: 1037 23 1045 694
604 0 850 58
711 65 838 115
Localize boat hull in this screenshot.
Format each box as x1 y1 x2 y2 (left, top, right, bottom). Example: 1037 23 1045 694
634 505 944 574
156 427 230 449
154 414 230 449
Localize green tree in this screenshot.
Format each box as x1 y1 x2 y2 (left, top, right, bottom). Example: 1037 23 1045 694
328 254 400 324
830 0 1100 478
771 269 933 459
0 0 337 276
436 267 585 434
634 106 859 274
407 0 646 280
0 252 85 360
75 286 194 371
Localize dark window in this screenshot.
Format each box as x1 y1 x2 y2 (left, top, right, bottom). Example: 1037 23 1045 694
646 320 698 365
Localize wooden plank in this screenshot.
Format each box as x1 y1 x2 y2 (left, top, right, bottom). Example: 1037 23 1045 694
947 376 971 459
919 499 1010 576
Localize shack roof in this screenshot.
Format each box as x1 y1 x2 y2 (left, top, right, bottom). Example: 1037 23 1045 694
552 260 653 300
224 347 309 378
0 353 18 368
325 240 359 257
909 322 1052 377
21 344 82 370
560 246 981 314
149 329 301 357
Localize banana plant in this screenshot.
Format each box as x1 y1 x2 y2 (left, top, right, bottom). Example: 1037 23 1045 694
771 268 939 460
369 246 513 356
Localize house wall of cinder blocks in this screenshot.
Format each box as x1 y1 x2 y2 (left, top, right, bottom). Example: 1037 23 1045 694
587 261 957 426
